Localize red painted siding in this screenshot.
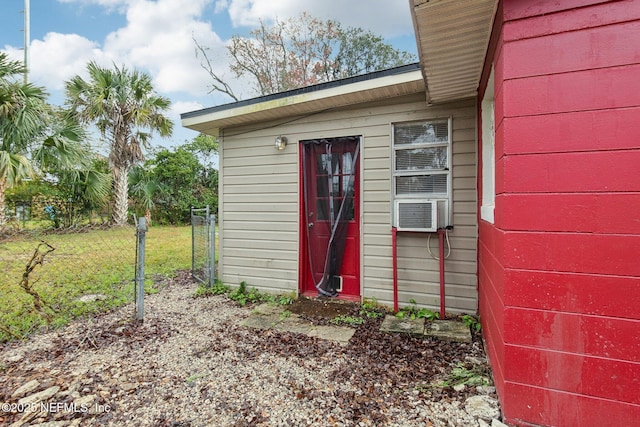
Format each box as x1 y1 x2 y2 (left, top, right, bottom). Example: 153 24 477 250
502 151 640 193
478 221 504 394
503 232 640 276
504 382 640 427
503 0 640 42
504 269 640 319
497 193 640 234
503 65 640 117
478 0 640 425
504 0 615 21
504 308 640 363
504 19 640 78
502 108 640 155
505 345 640 405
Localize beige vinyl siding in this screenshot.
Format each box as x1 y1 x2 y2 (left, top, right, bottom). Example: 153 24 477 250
218 94 477 313
218 129 299 293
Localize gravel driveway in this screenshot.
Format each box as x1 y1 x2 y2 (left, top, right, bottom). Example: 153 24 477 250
0 271 501 426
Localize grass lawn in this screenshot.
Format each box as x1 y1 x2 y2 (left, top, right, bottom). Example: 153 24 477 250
0 225 193 342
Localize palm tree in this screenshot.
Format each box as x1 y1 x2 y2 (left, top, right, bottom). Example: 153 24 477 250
51 158 112 227
0 53 86 227
65 62 173 226
129 164 167 226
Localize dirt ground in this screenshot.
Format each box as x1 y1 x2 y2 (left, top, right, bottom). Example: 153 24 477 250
287 297 360 319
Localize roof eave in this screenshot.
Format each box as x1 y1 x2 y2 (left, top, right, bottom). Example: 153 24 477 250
410 0 498 104
181 64 424 136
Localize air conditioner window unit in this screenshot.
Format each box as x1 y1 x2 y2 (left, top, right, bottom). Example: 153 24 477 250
394 199 442 232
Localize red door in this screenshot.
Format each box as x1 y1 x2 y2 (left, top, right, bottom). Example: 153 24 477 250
300 137 360 300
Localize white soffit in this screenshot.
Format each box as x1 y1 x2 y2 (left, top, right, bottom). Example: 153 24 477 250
411 0 497 103
181 66 425 136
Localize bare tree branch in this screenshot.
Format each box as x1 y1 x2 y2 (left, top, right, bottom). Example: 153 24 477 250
193 35 239 102
19 241 56 323
194 13 417 99
0 323 22 340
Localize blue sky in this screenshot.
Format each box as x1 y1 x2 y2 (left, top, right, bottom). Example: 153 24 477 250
0 0 418 150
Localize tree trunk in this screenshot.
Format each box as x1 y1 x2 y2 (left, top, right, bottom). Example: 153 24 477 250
112 166 130 226
144 209 152 227
0 177 6 228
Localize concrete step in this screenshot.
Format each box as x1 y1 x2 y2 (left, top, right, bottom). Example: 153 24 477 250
380 315 472 343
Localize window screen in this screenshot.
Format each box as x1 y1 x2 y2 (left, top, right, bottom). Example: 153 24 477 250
394 121 449 145
392 119 450 199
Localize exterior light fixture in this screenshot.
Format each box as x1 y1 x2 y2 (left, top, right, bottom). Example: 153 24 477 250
275 136 288 151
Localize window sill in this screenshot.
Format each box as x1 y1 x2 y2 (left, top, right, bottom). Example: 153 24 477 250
481 204 494 224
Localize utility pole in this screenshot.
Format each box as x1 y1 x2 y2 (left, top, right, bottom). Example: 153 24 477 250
23 0 30 83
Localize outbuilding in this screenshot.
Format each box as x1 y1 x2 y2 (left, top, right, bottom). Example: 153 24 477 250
182 63 478 312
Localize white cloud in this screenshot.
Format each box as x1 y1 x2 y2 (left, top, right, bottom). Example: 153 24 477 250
172 100 205 116
101 0 224 96
214 0 228 14
224 0 413 38
22 32 109 91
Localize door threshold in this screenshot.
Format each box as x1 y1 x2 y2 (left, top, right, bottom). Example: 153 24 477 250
300 291 361 302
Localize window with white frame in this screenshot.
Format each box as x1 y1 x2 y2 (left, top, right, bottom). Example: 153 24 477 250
481 67 495 223
392 119 452 230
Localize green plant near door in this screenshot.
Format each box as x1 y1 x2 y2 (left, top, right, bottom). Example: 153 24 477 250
462 314 481 332
396 299 440 321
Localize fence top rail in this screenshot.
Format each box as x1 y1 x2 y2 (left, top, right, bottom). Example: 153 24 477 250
191 207 209 216
1 223 137 242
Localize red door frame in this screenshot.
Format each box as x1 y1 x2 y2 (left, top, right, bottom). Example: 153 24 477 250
298 138 361 301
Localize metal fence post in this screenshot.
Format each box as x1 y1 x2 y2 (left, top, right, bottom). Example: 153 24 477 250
190 206 195 281
135 217 147 321
208 214 216 286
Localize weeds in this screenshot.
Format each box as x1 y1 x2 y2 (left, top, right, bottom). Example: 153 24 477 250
462 314 481 332
227 281 270 306
195 280 295 308
273 294 295 306
280 310 292 320
396 299 440 321
331 315 365 326
186 374 205 385
435 362 492 387
416 361 492 393
359 297 386 319
193 280 229 297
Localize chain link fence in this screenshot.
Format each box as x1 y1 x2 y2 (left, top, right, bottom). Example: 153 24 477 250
0 222 138 341
191 206 216 286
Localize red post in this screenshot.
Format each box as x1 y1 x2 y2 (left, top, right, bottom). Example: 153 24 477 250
438 229 446 318
392 227 398 313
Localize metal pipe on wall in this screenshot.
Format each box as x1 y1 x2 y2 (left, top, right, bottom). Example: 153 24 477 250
438 229 446 318
392 227 398 313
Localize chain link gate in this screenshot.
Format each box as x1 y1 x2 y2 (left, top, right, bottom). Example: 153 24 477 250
191 206 216 286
